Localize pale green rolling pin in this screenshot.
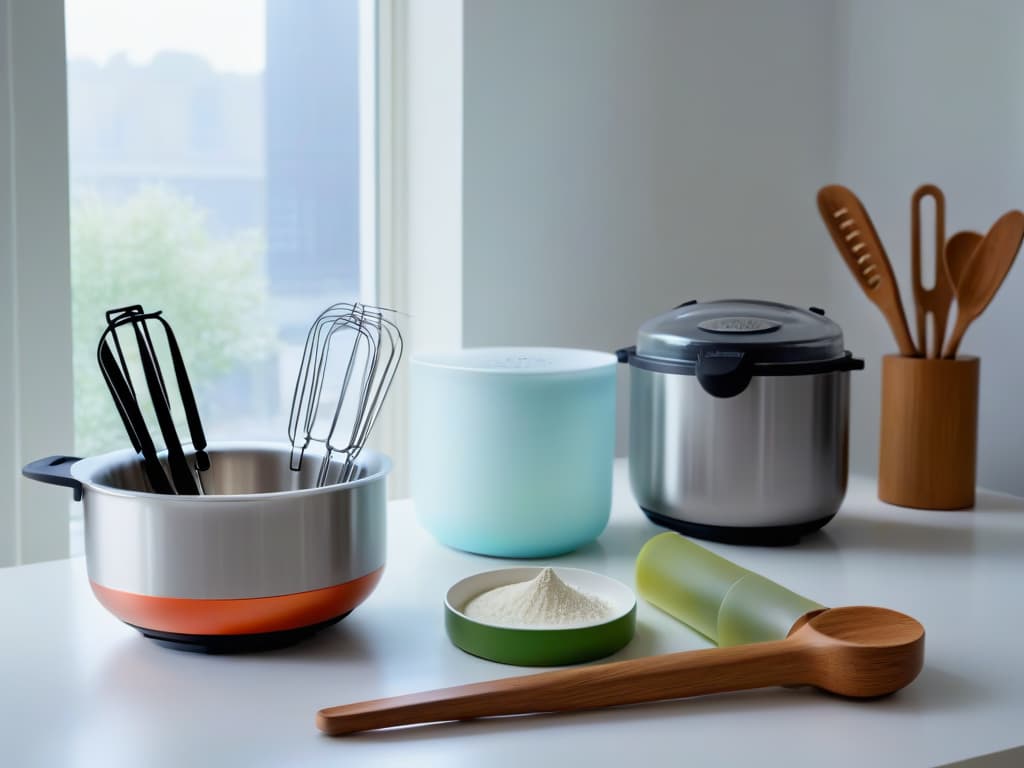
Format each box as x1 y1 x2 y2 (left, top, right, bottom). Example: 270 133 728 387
635 532 825 646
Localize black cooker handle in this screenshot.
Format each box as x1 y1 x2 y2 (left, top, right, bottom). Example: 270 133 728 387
840 354 866 371
22 456 84 501
696 351 753 398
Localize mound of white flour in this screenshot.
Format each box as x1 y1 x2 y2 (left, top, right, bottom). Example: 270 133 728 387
463 568 613 628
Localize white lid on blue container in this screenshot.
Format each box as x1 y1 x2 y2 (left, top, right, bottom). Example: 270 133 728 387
414 347 617 375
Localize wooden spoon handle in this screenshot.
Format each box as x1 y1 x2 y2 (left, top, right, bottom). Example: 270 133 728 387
317 639 805 736
882 297 920 358
943 313 970 360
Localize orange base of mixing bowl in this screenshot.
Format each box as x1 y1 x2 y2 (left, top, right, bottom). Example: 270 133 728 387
90 567 383 639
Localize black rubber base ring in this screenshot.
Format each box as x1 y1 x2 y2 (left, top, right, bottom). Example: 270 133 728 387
641 508 835 547
127 612 351 654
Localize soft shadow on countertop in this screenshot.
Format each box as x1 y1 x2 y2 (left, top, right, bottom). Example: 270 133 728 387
592 511 843 557
799 519 976 555
972 489 1024 513
890 665 988 714
319 688 803 743
777 486 1024 556
257 619 380 664
593 618 666 662
587 495 1024 560
323 661 981 743
582 514 674 560
96 615 381 677
807 513 1024 556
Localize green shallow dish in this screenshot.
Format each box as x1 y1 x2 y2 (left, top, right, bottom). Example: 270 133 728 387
445 567 637 667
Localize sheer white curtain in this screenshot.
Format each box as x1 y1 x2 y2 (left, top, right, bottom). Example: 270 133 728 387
0 0 74 566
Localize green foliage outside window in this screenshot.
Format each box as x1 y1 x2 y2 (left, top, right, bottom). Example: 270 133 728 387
71 186 273 456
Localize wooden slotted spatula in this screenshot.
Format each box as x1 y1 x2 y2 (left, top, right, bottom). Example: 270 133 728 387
911 184 952 358
943 210 1024 359
317 606 924 736
818 185 918 357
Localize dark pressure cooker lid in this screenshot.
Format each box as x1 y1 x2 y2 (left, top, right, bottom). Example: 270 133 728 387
622 299 863 398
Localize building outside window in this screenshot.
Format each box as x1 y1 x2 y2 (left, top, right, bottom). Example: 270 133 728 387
64 0 374 553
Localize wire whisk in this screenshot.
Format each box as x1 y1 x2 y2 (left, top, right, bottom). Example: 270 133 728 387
288 302 403 487
97 304 211 495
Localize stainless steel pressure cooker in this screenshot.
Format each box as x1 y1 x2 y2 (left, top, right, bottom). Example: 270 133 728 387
618 299 863 545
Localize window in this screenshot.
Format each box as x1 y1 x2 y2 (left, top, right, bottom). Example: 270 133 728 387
63 0 378 553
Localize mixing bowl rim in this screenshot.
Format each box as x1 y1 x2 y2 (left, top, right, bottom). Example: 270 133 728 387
70 441 392 502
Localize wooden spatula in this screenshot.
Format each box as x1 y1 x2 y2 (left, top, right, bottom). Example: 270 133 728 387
317 606 924 736
943 210 1024 359
911 184 952 358
818 186 918 357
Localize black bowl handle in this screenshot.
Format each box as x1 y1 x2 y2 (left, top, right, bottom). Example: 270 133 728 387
22 456 84 501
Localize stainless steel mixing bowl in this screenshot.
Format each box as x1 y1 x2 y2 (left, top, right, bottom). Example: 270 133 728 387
24 443 390 652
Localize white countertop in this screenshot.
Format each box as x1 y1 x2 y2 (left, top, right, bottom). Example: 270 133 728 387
2 463 1024 768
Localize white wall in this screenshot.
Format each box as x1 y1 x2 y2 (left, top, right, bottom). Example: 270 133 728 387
832 0 1024 493
461 0 838 455
449 0 1023 494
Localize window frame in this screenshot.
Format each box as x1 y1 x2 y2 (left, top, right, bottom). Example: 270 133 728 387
0 0 401 564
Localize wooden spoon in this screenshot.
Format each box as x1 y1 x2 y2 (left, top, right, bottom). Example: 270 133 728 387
944 231 982 290
818 186 919 357
911 184 951 358
943 210 1024 359
316 606 925 736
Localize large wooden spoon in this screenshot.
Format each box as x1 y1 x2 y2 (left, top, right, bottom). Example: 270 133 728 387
316 606 925 736
943 210 1024 359
944 231 982 290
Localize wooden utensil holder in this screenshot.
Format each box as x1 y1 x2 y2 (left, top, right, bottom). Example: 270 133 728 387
878 354 979 509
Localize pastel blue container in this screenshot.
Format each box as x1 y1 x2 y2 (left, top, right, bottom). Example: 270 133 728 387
412 347 617 558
